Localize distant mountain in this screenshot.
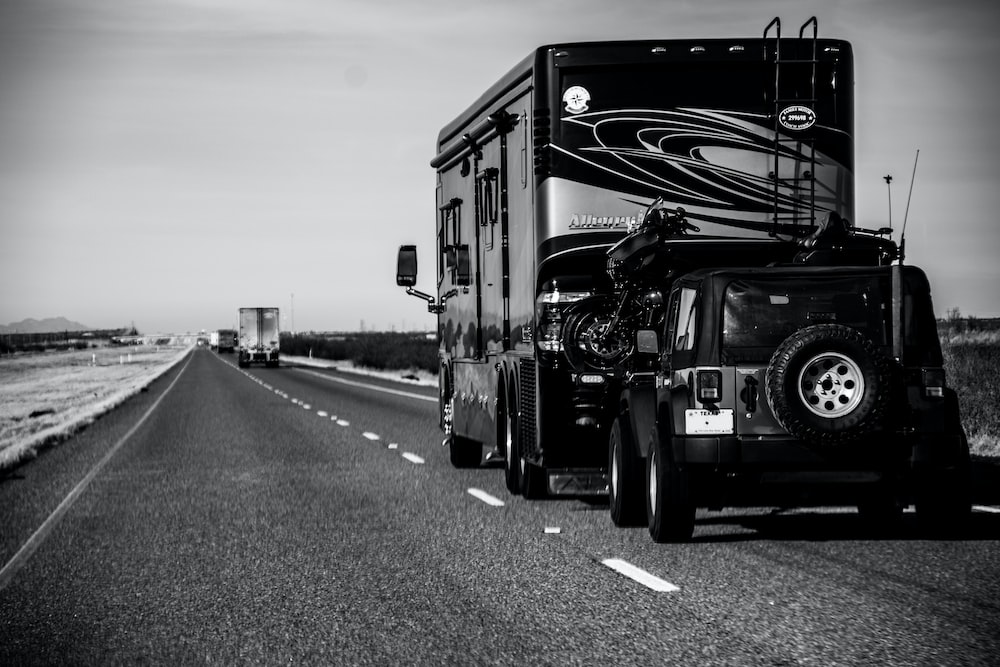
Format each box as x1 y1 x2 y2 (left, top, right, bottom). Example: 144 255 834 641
0 317 91 334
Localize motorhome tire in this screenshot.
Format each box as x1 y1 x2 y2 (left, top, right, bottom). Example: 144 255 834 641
449 435 482 469
766 324 890 443
519 458 547 499
500 389 522 494
609 416 645 526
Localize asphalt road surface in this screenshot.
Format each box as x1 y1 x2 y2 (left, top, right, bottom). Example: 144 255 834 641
2 348 998 664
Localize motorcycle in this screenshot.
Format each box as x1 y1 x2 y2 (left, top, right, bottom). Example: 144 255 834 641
559 198 699 374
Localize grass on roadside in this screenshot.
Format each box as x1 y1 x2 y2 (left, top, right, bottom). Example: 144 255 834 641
0 345 191 469
940 329 1000 460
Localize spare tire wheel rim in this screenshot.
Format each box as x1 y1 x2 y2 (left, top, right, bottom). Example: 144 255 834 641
797 351 865 418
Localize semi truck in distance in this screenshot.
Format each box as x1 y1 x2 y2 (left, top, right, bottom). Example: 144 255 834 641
238 307 280 368
216 328 236 353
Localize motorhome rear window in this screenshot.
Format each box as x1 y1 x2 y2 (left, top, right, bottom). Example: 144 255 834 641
722 276 889 354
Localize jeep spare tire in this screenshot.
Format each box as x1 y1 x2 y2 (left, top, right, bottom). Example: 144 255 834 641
765 324 890 443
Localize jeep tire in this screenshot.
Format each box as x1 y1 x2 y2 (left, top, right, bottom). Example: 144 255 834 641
766 324 890 443
856 481 904 534
915 466 972 536
609 416 645 527
647 430 694 542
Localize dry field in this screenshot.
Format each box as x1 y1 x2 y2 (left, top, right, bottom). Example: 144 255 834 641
0 345 191 469
0 328 995 472
940 328 1000 460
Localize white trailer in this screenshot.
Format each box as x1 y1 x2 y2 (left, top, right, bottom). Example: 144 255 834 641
238 307 280 368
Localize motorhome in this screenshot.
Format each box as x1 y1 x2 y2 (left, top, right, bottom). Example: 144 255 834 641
397 17 866 498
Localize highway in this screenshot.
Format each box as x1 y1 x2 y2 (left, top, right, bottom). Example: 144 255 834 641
1 347 998 664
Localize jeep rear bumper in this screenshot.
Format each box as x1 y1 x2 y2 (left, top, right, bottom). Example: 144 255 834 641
674 432 967 470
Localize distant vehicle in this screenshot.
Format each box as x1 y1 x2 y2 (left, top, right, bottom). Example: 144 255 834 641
216 328 236 353
238 308 280 368
209 331 220 350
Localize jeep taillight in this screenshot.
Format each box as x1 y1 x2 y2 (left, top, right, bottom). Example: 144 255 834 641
697 370 722 403
535 288 591 353
922 368 946 398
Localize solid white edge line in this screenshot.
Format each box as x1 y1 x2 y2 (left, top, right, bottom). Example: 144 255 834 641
0 352 195 591
467 488 505 507
973 505 1000 514
294 368 437 402
401 452 425 464
602 558 680 592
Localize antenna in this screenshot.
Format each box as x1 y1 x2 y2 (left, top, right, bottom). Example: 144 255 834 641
898 149 920 264
883 174 893 229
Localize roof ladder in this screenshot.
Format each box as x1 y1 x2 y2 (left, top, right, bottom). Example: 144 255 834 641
764 16 819 237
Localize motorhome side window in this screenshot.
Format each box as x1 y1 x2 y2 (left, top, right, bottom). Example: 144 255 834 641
476 168 499 251
437 224 445 283
439 198 462 282
673 287 698 352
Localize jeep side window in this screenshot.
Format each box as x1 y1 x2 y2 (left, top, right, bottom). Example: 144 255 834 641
673 287 698 352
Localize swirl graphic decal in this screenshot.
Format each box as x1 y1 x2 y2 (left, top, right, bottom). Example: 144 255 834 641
554 108 850 233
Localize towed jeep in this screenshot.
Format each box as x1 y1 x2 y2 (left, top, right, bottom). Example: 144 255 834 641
609 262 972 541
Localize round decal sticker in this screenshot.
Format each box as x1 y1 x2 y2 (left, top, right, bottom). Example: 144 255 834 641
563 86 590 114
779 105 816 131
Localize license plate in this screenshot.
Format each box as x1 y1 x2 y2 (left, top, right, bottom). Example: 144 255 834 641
685 409 734 435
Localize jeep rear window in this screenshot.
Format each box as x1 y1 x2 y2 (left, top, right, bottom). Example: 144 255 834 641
722 276 889 360
673 287 698 352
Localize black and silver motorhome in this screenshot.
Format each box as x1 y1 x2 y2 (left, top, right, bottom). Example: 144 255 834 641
398 18 864 498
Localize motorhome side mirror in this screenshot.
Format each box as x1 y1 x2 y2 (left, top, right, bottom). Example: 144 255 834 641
455 244 471 286
636 329 659 355
396 245 418 287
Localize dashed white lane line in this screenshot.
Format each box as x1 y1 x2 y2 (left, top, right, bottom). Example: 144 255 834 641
602 559 680 593
401 452 425 464
317 411 328 418
336 419 349 426
467 488 505 507
362 432 380 441
302 404 311 410
973 505 1000 514
388 443 398 450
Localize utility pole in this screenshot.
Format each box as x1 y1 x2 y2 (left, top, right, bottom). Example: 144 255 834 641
290 292 295 335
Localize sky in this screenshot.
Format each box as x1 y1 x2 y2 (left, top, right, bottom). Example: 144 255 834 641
1 0 998 334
